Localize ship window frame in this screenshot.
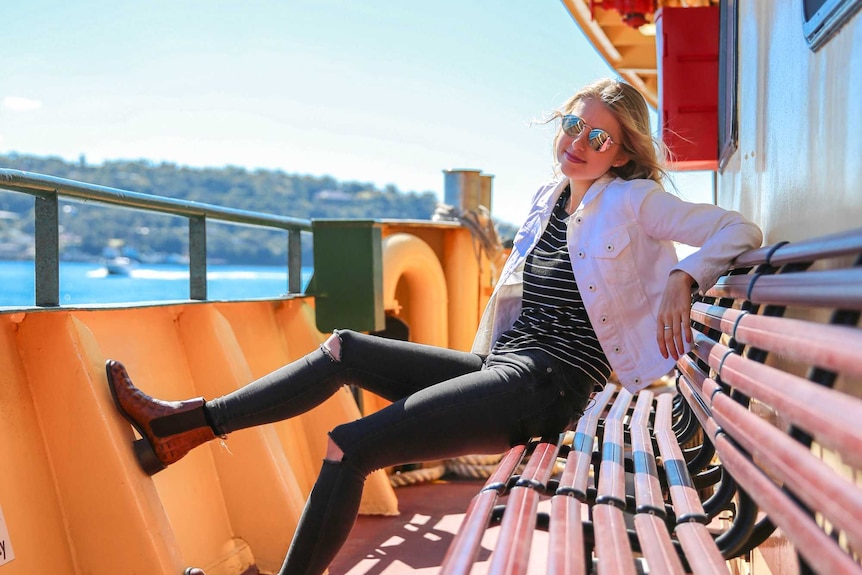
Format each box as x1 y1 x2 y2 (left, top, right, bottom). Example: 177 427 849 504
718 0 738 172
803 0 862 51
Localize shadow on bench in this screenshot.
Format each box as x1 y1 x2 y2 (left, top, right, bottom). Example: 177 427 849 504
440 227 862 575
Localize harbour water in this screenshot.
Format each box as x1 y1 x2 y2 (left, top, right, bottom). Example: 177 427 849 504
0 260 313 307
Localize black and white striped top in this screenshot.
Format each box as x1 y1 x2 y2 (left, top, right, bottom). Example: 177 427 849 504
492 186 611 387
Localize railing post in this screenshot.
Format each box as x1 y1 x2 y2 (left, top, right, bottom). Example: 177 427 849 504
35 193 60 307
189 216 207 300
288 229 302 294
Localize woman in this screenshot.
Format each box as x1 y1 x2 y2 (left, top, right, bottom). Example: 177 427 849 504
107 78 762 575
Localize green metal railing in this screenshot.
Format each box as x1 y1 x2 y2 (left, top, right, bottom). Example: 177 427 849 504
0 169 312 307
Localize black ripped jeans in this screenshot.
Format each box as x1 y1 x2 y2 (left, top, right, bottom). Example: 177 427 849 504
206 330 593 575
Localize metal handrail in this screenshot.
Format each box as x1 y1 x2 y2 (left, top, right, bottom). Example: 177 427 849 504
0 168 312 306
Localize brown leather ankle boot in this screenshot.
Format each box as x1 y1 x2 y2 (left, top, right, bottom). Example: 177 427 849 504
106 360 217 475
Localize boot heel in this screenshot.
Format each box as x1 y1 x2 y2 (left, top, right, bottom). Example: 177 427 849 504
133 438 167 475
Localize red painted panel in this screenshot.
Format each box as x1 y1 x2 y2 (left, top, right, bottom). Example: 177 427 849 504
656 6 720 171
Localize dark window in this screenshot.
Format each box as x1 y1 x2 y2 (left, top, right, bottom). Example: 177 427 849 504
803 0 862 50
718 0 738 171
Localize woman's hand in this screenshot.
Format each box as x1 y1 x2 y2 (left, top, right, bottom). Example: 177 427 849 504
656 270 696 360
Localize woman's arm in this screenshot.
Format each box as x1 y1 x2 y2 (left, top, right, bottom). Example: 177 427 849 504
635 185 763 293
633 184 763 359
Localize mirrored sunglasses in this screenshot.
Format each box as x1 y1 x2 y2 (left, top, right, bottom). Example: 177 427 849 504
561 115 615 153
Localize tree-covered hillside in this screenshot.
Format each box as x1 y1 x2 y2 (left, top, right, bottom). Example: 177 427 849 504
0 154 445 265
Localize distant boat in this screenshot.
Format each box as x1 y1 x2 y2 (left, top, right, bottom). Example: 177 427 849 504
104 256 137 276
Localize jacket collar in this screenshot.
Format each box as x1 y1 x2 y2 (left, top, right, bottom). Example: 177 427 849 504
546 174 616 215
581 174 616 208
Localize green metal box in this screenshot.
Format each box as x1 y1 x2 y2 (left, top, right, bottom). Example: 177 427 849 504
310 219 385 333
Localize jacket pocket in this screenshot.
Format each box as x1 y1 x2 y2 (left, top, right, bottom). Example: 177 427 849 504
588 226 637 285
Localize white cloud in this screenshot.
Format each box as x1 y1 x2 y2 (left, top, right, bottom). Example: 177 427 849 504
2 97 43 112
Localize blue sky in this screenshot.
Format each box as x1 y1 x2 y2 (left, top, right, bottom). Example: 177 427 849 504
1 0 710 225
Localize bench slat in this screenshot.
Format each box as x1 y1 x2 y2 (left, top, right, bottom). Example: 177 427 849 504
596 390 633 508
592 505 637 575
732 245 773 267
707 268 862 309
734 313 862 377
711 392 862 552
713 435 862 575
440 444 529 575
688 333 862 467
557 385 617 500
440 491 503 575
654 394 707 523
547 496 586 575
518 437 562 487
766 227 862 266
676 371 722 439
748 269 862 309
690 302 742 335
691 302 862 379
488 488 542 575
728 226 862 270
487 444 530 490
633 514 685 575
629 391 664 515
706 275 749 300
489 437 563 575
675 522 731 575
717 351 862 468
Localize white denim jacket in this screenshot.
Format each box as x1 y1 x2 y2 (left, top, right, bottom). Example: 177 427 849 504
472 175 763 392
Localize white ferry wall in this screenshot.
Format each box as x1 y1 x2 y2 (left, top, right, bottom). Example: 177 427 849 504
718 1 862 242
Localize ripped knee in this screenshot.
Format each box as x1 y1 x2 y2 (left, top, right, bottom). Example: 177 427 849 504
320 331 343 362
325 435 344 462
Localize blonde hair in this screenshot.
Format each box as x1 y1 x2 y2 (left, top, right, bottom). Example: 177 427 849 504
550 78 669 183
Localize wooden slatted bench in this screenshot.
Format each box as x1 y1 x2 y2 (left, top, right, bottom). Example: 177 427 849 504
439 227 862 575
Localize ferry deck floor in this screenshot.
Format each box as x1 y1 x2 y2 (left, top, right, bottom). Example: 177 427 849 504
327 478 552 575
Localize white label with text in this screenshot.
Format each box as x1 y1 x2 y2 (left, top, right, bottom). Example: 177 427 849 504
0 504 14 565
